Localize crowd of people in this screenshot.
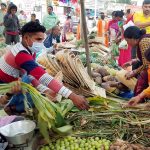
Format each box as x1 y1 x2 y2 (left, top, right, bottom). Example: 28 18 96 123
0 3 42 45
0 3 89 115
0 0 150 115
100 0 150 106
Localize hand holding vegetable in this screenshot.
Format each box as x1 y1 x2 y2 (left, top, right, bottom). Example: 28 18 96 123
69 93 89 110
122 62 132 69
9 81 22 94
125 71 136 80
0 81 21 106
127 96 141 106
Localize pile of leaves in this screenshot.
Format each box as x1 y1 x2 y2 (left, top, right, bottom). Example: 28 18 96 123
66 97 150 147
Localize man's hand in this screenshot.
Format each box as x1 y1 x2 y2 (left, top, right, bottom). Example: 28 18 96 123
125 71 136 80
9 81 22 94
0 95 9 106
8 14 12 18
0 81 21 106
69 93 89 110
46 29 52 34
127 95 141 107
53 44 57 49
7 81 22 95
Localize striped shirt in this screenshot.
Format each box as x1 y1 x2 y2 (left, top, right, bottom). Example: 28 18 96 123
0 43 72 98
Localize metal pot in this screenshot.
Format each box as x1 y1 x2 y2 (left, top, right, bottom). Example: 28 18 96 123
0 120 36 145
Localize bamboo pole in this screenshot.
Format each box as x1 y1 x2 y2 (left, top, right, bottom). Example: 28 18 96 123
80 0 91 77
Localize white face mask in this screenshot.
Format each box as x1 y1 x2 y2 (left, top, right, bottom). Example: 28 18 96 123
28 42 45 53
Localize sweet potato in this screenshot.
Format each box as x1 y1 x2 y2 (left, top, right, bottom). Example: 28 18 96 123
94 76 102 85
94 67 110 77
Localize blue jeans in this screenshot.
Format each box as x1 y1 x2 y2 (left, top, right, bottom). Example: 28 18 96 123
7 75 34 113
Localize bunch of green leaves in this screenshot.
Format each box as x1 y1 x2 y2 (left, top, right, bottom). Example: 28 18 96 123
0 82 74 142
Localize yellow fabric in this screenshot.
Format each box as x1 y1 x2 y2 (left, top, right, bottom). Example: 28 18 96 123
143 66 150 97
133 12 150 34
143 87 150 97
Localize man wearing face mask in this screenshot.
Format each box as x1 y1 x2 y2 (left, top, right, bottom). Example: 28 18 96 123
133 0 150 34
0 21 89 111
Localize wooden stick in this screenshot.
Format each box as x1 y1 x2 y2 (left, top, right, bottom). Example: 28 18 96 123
80 0 91 77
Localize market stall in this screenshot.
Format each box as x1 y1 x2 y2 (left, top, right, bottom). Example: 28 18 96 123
0 1 150 150
0 36 149 149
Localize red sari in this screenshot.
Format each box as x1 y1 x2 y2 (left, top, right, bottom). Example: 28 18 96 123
118 17 133 67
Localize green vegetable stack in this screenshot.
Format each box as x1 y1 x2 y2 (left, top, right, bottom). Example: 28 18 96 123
0 82 74 142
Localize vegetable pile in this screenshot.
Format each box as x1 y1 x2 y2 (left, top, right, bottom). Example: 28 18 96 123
110 139 150 150
90 65 137 97
0 82 74 142
66 97 150 146
40 136 111 150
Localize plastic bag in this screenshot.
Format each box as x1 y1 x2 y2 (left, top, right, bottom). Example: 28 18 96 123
119 39 128 49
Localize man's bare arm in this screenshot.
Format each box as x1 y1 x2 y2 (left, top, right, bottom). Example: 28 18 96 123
135 21 150 28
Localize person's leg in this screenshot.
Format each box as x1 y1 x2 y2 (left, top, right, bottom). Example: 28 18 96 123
5 34 12 45
13 34 20 44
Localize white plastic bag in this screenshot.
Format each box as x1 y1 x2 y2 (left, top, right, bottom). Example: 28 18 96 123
119 39 128 49
123 20 135 31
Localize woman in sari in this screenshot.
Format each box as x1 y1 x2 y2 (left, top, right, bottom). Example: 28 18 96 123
124 26 150 97
127 48 150 106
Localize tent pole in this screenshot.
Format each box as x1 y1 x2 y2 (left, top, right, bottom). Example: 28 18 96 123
80 0 91 77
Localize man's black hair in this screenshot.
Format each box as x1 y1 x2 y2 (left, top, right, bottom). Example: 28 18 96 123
21 21 46 36
144 48 150 62
48 5 53 10
115 10 124 18
31 13 36 17
126 9 131 14
143 0 150 5
1 3 6 7
20 10 24 13
112 11 116 16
